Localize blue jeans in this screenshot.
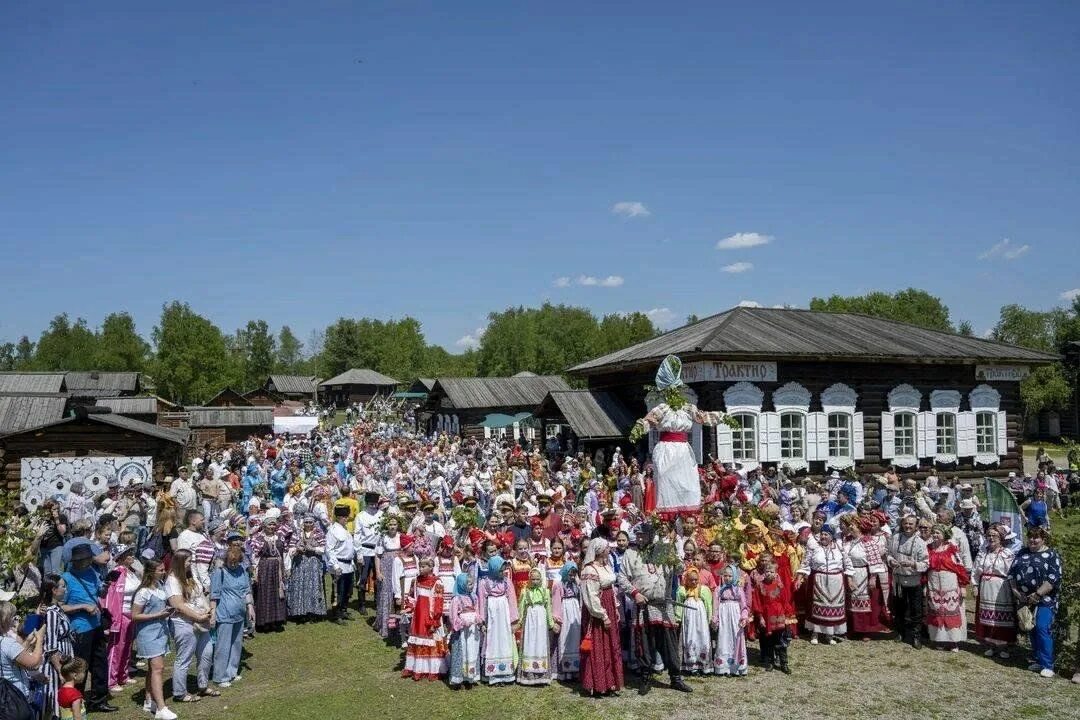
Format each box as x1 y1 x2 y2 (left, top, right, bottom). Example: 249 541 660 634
171 620 213 696
1031 605 1055 670
41 546 64 575
212 622 244 684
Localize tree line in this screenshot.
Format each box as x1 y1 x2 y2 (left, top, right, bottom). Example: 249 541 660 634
1 290 1076 421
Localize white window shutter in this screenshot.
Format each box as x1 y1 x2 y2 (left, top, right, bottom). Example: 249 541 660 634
715 425 734 463
757 413 771 462
957 411 976 456
806 412 828 462
880 412 895 459
853 411 865 460
805 413 818 461
484 426 491 439
996 410 1008 456
692 423 703 464
764 412 781 462
917 410 935 457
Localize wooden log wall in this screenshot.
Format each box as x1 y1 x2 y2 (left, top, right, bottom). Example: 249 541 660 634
1 420 185 492
586 361 1024 479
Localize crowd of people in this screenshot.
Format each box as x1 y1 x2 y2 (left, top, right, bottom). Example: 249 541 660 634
1 400 1078 719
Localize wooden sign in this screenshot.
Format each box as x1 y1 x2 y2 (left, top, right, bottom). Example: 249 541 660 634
683 360 778 383
975 365 1030 382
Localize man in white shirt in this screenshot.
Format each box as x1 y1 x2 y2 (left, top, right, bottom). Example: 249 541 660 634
176 509 214 591
324 505 356 623
352 492 383 614
170 466 199 512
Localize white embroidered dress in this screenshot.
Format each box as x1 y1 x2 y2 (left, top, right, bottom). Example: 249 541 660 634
640 404 724 516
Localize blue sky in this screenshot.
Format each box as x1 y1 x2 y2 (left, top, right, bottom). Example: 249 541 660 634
2 1 1078 353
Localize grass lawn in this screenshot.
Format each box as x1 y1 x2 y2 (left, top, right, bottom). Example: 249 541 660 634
108 607 1080 720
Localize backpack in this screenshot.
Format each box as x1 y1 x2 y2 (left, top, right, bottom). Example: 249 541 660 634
143 530 166 561
0 646 35 720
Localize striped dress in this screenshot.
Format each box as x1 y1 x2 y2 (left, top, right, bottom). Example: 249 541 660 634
42 603 74 720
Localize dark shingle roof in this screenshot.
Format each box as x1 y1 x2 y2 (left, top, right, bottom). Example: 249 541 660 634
319 369 400 387
267 375 318 395
537 390 635 440
0 373 67 394
0 409 188 444
188 407 275 428
0 394 68 434
569 306 1061 374
432 376 571 410
65 371 140 395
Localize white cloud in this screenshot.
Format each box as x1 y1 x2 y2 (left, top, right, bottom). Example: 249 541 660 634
611 201 650 218
570 274 623 288
1003 243 1030 259
979 237 1030 261
553 276 571 288
455 326 486 350
1061 288 1080 302
716 232 772 250
644 307 678 329
737 300 762 307
722 262 754 273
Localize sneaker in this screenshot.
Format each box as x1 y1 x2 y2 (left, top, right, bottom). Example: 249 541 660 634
217 681 232 688
1029 662 1042 671
110 686 125 694
810 636 819 645
232 675 241 681
950 647 959 653
998 651 1010 660
143 700 157 714
1039 668 1055 679
983 648 995 657
1071 672 1080 685
155 708 178 720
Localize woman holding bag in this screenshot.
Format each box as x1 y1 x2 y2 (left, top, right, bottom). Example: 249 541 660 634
579 538 622 697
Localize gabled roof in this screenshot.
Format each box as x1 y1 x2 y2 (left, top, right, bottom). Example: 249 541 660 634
65 371 140 395
0 372 67 394
188 406 275 428
536 390 636 440
0 409 189 445
431 376 571 410
319 369 400 387
409 378 436 393
0 394 69 434
569 306 1061 374
266 375 318 395
204 388 253 407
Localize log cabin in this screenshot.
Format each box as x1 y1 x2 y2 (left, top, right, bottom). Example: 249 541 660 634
564 306 1060 480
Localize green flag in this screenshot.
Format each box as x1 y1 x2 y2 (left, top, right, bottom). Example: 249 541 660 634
983 476 1023 540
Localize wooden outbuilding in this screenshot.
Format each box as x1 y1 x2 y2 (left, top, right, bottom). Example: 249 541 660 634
187 406 275 447
318 369 400 407
262 375 319 402
535 389 637 453
0 407 188 493
93 396 161 425
204 388 253 408
567 306 1060 480
424 375 570 439
65 371 141 398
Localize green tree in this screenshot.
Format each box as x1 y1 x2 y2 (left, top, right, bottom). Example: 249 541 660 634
957 320 974 337
0 343 14 371
686 313 701 325
14 336 34 369
809 288 954 331
237 320 276 390
276 326 304 374
94 312 150 371
31 314 98 370
597 312 658 356
150 302 240 404
991 303 1075 420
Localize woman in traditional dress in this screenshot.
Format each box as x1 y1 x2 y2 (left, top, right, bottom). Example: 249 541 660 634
675 566 713 675
285 515 327 621
39 574 75 720
974 524 1017 658
843 517 891 638
374 514 403 638
509 539 534 598
925 525 970 652
434 535 460 620
796 526 847 644
249 516 288 631
517 567 554 685
579 538 623 697
544 538 568 588
711 564 748 676
401 557 447 680
550 562 582 681
630 356 729 519
448 573 481 688
477 556 519 685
